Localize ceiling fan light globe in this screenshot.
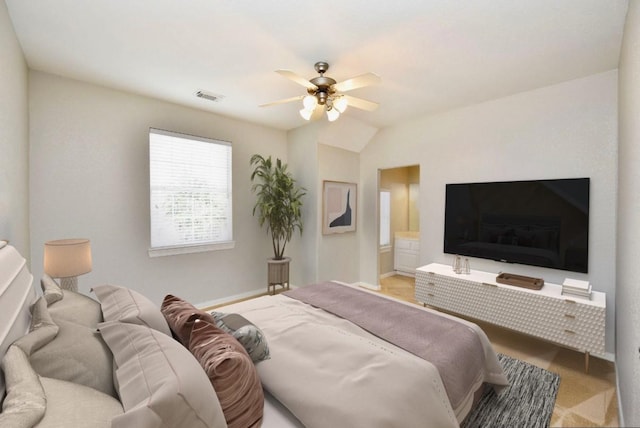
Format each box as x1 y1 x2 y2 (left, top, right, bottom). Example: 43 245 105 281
299 108 313 121
326 107 340 122
334 97 348 113
302 95 318 110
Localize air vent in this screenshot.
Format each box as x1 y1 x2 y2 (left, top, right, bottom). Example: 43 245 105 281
195 91 224 102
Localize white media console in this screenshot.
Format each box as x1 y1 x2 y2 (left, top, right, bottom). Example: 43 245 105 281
415 263 606 371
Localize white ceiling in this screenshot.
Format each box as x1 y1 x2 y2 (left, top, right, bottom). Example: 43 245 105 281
5 0 629 133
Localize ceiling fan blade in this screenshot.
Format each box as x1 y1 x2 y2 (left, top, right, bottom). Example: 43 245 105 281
333 72 381 92
259 95 304 107
276 70 318 90
343 95 379 111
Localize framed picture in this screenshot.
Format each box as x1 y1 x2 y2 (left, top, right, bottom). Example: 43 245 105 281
322 181 357 235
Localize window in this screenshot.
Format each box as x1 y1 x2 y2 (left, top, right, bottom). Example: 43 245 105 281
379 190 391 248
149 128 233 257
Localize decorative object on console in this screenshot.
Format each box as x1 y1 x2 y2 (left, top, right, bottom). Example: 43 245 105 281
322 180 357 235
561 278 592 299
496 272 544 290
250 154 305 295
43 238 92 292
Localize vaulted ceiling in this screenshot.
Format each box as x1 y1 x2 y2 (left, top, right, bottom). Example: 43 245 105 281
5 0 628 132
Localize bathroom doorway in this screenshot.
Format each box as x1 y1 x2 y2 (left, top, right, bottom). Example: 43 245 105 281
378 165 420 281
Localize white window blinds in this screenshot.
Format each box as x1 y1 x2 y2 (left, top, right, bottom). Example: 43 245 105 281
149 128 232 255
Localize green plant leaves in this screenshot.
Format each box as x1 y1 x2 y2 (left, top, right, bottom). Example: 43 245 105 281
250 154 306 259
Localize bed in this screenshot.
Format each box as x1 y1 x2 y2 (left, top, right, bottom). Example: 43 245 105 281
0 242 508 427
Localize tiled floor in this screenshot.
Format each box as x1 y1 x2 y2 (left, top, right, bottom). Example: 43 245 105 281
378 275 619 427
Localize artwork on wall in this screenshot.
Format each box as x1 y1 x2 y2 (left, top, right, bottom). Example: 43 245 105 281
323 181 357 235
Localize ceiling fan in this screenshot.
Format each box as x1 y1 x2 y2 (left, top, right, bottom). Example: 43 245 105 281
260 61 380 122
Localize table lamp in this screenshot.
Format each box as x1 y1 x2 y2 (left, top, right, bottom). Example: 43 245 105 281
44 239 92 292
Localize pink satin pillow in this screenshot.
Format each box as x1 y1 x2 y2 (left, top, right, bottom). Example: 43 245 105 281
189 319 264 428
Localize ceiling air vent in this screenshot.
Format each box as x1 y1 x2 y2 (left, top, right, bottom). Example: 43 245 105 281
195 90 224 102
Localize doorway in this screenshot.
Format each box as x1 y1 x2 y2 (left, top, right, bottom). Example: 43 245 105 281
378 165 420 282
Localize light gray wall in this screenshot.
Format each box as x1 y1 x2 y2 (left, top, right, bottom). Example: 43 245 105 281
287 125 361 286
317 143 360 283
0 1 30 258
616 1 640 425
360 71 619 354
28 71 287 305
287 124 320 286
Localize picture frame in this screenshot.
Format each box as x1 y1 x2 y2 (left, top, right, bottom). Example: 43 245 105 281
322 181 357 235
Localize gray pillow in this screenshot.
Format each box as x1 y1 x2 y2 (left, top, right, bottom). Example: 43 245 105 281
210 311 270 363
48 289 103 327
0 346 46 428
14 296 116 398
92 284 171 336
98 321 227 428
13 298 58 356
37 377 123 428
40 274 63 306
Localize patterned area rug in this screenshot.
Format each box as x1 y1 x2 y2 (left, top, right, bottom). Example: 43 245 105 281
462 353 560 428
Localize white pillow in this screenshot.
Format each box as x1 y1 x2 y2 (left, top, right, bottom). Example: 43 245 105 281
98 321 227 428
92 284 171 336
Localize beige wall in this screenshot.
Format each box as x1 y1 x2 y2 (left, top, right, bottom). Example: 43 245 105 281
0 1 30 257
28 71 288 305
616 1 640 425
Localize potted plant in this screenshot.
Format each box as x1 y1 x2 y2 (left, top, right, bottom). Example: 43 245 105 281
250 154 305 294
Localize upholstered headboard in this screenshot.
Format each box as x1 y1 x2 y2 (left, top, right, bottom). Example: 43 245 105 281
0 242 37 399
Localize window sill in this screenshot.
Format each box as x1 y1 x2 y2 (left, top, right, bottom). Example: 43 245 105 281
148 241 235 258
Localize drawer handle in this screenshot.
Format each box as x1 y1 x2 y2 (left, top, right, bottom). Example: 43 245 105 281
564 314 576 319
427 293 435 297
564 329 576 335
427 282 435 287
482 282 498 288
564 299 576 304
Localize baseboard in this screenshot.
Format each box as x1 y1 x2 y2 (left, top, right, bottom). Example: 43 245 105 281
197 283 302 309
592 351 615 363
379 271 396 279
197 287 267 309
354 281 380 291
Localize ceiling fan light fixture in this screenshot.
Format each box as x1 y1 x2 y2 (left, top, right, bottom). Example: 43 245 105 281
333 96 348 113
326 107 340 122
299 108 314 121
302 94 318 110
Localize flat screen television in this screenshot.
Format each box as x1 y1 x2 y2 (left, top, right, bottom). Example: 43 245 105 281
444 178 589 273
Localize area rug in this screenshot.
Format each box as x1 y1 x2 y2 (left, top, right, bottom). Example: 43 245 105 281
462 353 560 428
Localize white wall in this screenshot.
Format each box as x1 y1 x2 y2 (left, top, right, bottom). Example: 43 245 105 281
28 71 287 305
616 1 640 425
360 71 618 353
317 143 360 283
0 1 30 258
287 125 361 286
287 124 320 286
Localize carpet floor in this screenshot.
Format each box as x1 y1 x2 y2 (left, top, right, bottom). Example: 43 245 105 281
462 353 560 428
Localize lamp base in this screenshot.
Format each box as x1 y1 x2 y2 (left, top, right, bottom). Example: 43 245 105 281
59 276 78 292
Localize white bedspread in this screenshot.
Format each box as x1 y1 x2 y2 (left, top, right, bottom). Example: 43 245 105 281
217 292 498 428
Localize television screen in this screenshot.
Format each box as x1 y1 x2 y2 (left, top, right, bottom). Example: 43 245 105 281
444 178 589 273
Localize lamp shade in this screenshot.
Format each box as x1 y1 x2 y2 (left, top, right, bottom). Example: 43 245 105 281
44 239 92 278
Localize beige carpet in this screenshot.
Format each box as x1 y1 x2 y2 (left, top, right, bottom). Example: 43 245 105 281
378 275 619 427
